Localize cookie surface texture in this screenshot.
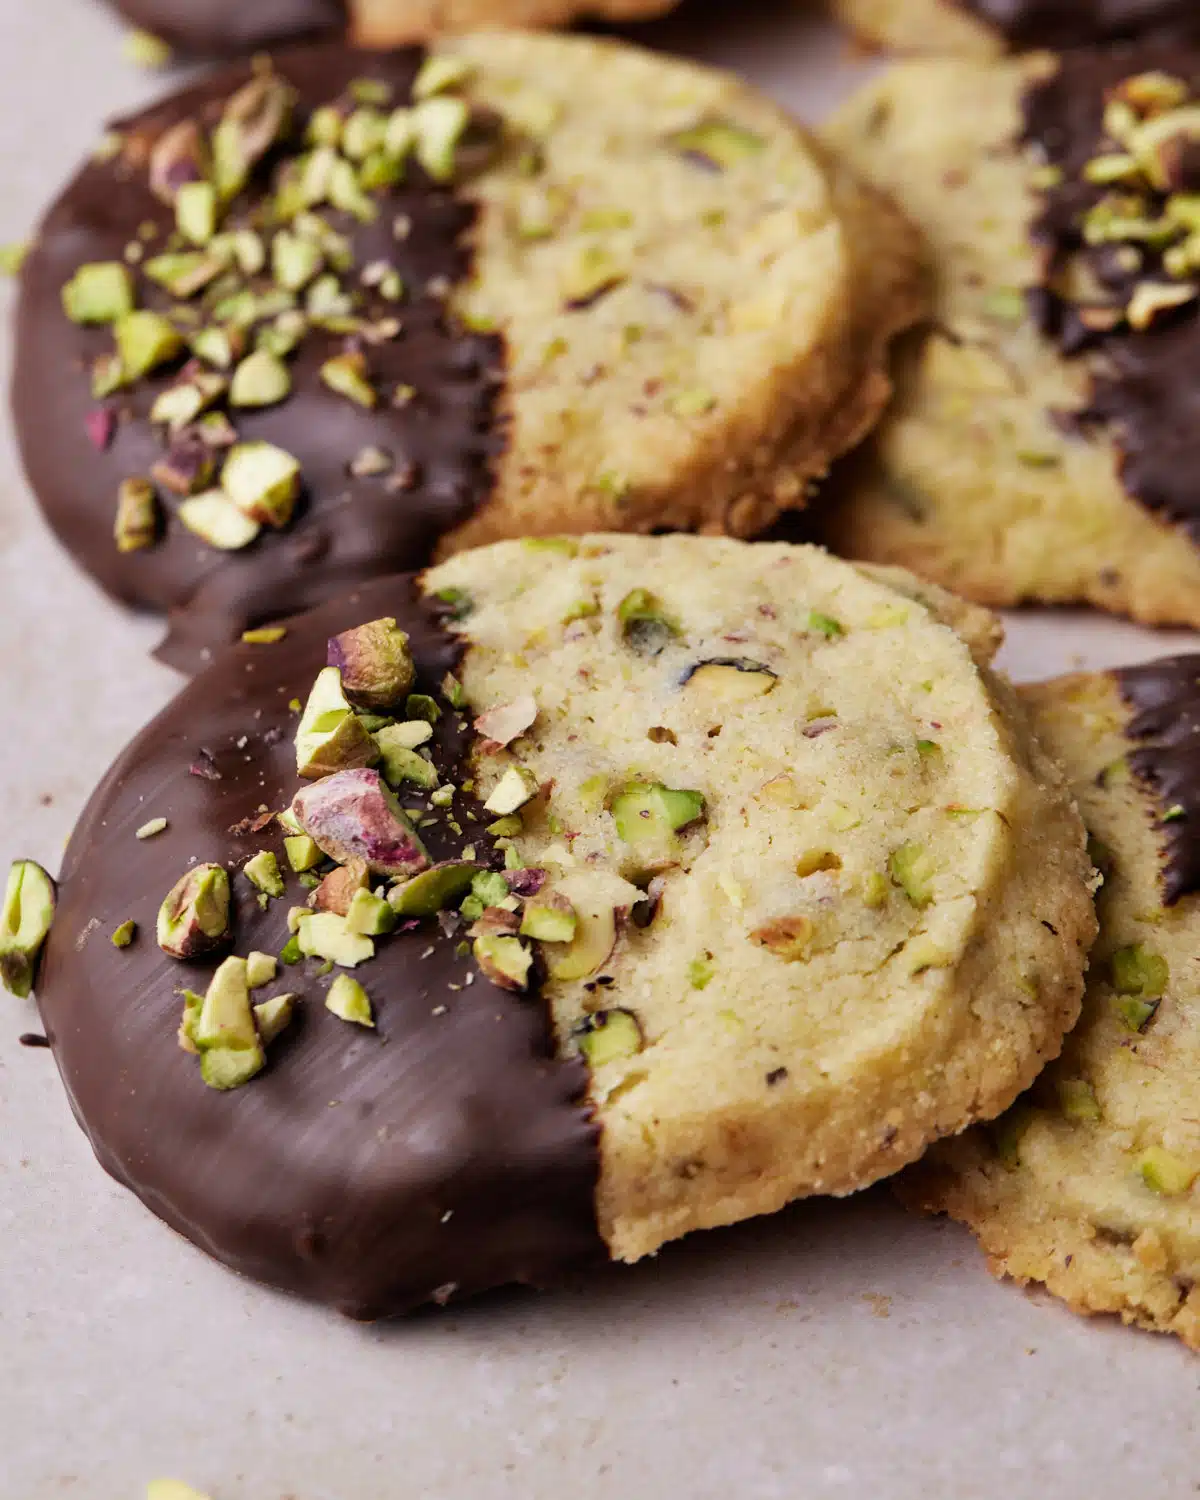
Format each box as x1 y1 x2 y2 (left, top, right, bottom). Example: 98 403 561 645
905 659 1200 1350
820 47 1200 627
35 536 1094 1311
13 34 925 670
832 0 1200 56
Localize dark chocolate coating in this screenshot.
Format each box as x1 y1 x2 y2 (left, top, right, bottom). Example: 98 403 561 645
13 44 505 675
1116 655 1200 906
1022 46 1200 549
36 577 601 1318
113 0 345 54
959 0 1200 47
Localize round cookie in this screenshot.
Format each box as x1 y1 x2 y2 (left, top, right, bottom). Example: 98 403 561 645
819 46 1200 629
111 0 678 58
27 535 1095 1314
905 658 1200 1350
13 35 926 672
832 0 1200 56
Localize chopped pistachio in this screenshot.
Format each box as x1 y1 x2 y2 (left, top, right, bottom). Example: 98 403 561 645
561 244 626 308
136 817 168 840
157 864 231 959
176 181 217 246
670 387 716 418
115 310 184 380
617 588 679 657
291 768 428 877
320 351 376 407
111 919 136 949
191 326 239 369
143 251 224 298
413 95 471 182
179 491 262 551
1138 1146 1197 1197
150 372 227 431
861 871 889 909
295 667 379 779
298 911 374 968
749 914 813 961
520 892 578 944
246 950 278 989
114 477 159 553
807 611 844 639
0 241 29 276
284 834 323 872
473 931 532 991
574 1008 643 1067
683 659 776 701
272 229 324 292
1057 1078 1102 1122
329 156 378 222
61 262 134 324
221 441 300 527
253 992 296 1044
279 934 302 965
242 849 285 898
669 118 766 169
1127 279 1197 329
326 972 375 1025
212 72 295 202
327 617 415 710
483 765 539 816
229 349 291 409
687 956 715 989
888 842 936 906
241 626 287 645
0 861 56 999
375 731 438 789
1111 943 1168 1000
122 27 172 68
345 887 397 937
390 860 479 917
413 54 473 100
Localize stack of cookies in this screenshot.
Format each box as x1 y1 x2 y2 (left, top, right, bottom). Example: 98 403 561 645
6 0 1200 1359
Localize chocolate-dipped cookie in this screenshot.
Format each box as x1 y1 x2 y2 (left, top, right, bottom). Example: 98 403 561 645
110 0 678 58
21 536 1096 1315
13 32 927 672
833 0 1200 56
905 658 1200 1350
820 45 1200 628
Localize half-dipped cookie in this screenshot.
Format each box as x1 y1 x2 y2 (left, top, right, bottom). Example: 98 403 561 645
907 658 1200 1350
110 0 678 58
821 46 1200 628
21 536 1095 1315
833 0 1200 55
13 33 926 671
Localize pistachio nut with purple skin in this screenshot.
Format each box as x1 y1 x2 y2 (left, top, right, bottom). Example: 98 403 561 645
290 767 429 876
326 617 415 710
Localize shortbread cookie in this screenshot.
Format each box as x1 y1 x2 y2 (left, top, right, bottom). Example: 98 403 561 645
28 536 1093 1315
113 0 677 58
13 36 925 673
820 47 1200 627
833 0 1200 56
906 658 1200 1349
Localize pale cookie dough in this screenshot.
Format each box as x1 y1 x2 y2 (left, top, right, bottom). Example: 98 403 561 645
905 659 1200 1350
832 0 1200 56
429 534 1096 1261
818 48 1200 628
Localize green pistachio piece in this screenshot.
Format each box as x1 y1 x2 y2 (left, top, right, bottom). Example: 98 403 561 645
1138 1146 1197 1197
473 932 532 991
561 244 627 309
483 765 539 816
327 618 416 709
1057 1078 1102 1123
320 351 376 407
544 895 618 982
200 1045 266 1090
405 693 441 724
688 956 715 989
279 934 302 965
413 95 470 182
157 863 231 959
296 666 380 779
1115 994 1159 1032
1111 943 1169 999
246 950 278 989
221 440 300 526
389 861 480 917
253 992 296 1044
807 611 844 639
574 1008 643 1067
384 107 416 160
1 240 30 276
143 251 224 298
486 814 522 837
329 156 377 222
519 892 578 944
114 310 184 380
194 956 258 1052
861 871 889 909
617 589 679 657
359 151 405 191
413 54 473 100
669 118 766 169
62 261 134 324
342 106 387 160
284 834 323 872
749 914 813 961
374 729 439 789
256 309 308 359
888 842 936 906
326 972 375 1026
307 104 344 147
611 782 705 851
0 861 56 999
212 72 294 202
229 349 291 408
114 477 160 553
375 718 431 750
178 492 261 551
469 870 511 908
271 229 324 292
344 887 397 937
111 919 137 949
91 353 128 398
682 658 776 701
242 849 285 898
190 326 239 369
176 181 217 245
297 911 374 967
150 372 227 431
